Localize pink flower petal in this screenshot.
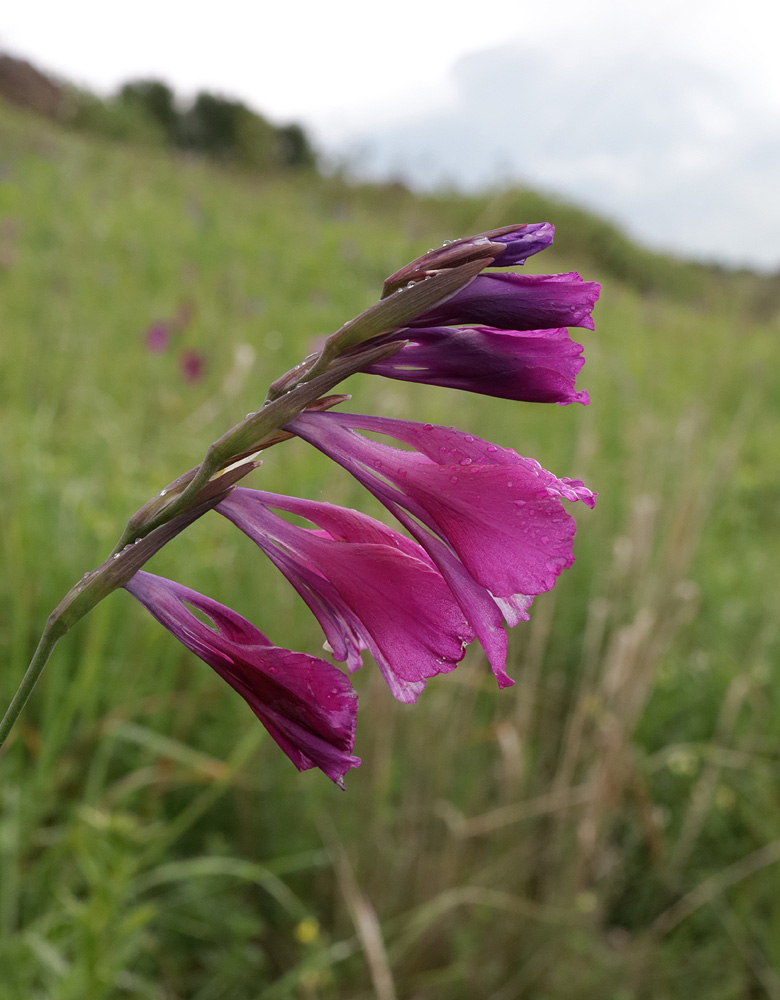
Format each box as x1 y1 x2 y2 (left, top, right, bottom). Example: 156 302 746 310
124 571 360 786
287 412 596 688
364 325 589 404
218 490 475 703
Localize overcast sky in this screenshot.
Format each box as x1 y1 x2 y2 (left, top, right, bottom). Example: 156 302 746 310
3 0 779 269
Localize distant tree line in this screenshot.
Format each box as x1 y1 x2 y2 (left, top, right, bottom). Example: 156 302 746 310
66 77 317 171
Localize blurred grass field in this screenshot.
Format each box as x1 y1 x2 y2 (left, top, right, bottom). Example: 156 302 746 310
2 98 780 999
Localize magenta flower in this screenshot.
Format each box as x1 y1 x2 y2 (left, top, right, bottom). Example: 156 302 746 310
180 348 206 383
366 230 597 403
217 489 474 703
287 411 595 687
145 322 170 353
362 324 589 404
411 271 600 332
0 221 602 788
124 571 360 786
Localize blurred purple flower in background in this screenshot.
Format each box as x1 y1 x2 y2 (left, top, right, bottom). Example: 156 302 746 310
144 300 201 381
145 322 170 353
179 348 206 383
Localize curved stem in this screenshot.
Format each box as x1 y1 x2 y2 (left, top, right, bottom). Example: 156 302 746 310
1 340 403 751
0 619 63 751
0 485 240 752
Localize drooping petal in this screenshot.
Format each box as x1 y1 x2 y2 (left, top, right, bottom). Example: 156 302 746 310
217 489 475 703
363 325 588 404
287 411 595 685
367 490 515 688
124 570 360 786
293 412 595 592
411 272 600 331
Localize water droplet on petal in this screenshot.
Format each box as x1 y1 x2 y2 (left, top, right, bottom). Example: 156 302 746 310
423 423 433 431
487 445 498 453
459 458 472 466
450 475 459 484
464 435 474 443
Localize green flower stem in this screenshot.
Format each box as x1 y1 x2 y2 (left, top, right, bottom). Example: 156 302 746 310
113 339 402 553
0 487 237 752
2 339 403 752
296 259 485 390
0 619 64 751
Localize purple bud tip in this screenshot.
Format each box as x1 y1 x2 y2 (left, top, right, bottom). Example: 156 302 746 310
489 223 555 266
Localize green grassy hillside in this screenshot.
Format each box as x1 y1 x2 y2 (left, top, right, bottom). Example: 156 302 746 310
2 98 780 999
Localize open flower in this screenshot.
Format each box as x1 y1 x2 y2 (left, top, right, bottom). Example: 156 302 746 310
362 324 589 404
217 489 474 703
124 571 360 786
287 411 595 687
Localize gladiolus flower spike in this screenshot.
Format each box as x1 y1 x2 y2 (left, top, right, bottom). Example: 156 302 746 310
1 222 599 789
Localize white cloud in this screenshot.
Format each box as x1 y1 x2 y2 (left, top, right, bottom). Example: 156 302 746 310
324 43 780 269
3 0 780 266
